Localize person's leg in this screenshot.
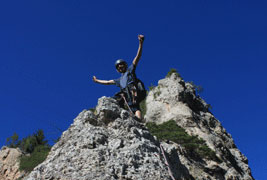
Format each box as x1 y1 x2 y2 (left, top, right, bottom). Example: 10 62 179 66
135 110 142 120
130 104 142 120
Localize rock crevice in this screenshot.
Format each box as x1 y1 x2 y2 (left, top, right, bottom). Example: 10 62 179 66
21 73 254 180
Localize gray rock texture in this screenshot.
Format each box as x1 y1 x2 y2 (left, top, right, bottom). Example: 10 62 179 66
24 72 254 180
145 73 254 180
25 97 189 180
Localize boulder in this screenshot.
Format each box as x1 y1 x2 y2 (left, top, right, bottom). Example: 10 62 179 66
0 146 26 180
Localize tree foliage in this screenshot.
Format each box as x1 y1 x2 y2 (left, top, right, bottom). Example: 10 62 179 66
146 120 220 162
6 129 51 172
19 145 50 172
166 68 181 78
6 132 19 148
6 129 48 154
139 98 147 118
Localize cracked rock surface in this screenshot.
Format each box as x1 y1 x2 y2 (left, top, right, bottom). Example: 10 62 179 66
25 97 190 180
23 73 254 180
145 73 254 180
0 146 26 180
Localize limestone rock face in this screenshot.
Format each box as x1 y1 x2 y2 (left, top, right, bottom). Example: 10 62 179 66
24 73 254 180
145 73 254 180
0 146 26 180
25 97 190 180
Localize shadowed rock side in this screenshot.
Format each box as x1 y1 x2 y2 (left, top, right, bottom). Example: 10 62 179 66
145 73 254 180
25 97 191 180
24 73 254 180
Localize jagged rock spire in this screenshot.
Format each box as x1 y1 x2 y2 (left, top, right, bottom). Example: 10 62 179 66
145 72 254 180
25 97 190 180
24 73 254 180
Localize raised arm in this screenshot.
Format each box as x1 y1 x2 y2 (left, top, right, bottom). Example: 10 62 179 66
92 76 115 85
132 34 144 67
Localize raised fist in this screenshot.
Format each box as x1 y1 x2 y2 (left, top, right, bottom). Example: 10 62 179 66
138 34 145 42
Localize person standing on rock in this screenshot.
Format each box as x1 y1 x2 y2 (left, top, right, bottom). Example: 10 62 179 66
92 34 145 120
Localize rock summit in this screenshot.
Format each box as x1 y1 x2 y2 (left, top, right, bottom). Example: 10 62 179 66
24 72 254 180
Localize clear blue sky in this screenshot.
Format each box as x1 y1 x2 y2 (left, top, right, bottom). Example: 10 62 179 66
0 0 266 179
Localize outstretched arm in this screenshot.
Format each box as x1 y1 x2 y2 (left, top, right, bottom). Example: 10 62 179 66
132 34 144 67
92 76 115 85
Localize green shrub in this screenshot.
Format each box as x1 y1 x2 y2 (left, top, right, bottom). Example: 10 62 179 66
139 99 147 118
19 145 51 172
146 120 219 161
166 68 181 78
6 130 52 173
20 130 48 154
6 132 19 148
6 129 49 154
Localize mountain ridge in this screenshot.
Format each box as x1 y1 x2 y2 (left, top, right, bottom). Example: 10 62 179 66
1 72 254 180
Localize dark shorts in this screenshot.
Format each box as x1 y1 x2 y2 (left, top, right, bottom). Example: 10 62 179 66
129 103 140 113
113 91 140 113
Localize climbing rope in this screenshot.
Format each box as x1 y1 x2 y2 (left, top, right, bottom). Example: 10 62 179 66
160 144 176 180
120 93 134 115
121 93 175 179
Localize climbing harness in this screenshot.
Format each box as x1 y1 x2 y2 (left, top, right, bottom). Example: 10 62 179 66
118 68 146 106
114 64 146 120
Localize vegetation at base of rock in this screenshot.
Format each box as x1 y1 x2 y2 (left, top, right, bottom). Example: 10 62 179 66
6 129 49 154
166 68 181 78
6 130 51 172
139 98 147 118
19 145 51 172
146 120 219 162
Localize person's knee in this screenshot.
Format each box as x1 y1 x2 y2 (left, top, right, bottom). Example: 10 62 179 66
135 110 142 119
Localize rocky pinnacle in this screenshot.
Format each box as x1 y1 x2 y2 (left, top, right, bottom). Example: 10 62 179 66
24 73 254 180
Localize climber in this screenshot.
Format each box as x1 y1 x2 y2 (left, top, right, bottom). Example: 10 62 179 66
92 34 145 120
